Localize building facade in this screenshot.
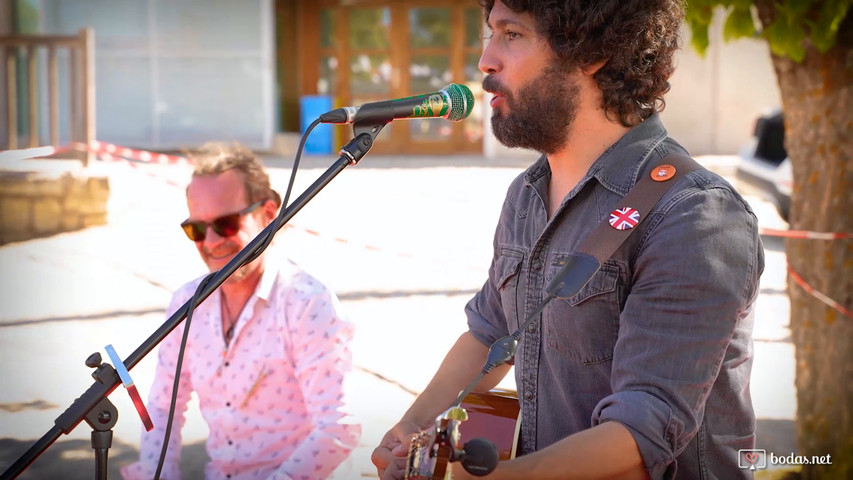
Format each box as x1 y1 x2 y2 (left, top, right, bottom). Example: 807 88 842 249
2 0 780 157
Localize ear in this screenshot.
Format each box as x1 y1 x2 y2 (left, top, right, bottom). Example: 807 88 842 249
262 198 279 222
582 59 608 76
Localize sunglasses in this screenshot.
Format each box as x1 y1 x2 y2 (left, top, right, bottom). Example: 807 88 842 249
180 200 266 242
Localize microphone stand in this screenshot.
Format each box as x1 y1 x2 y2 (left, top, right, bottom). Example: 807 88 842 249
0 122 387 480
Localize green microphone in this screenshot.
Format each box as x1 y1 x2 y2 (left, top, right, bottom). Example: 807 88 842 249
319 83 475 125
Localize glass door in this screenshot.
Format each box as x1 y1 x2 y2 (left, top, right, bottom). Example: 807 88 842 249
300 0 483 154
406 5 483 154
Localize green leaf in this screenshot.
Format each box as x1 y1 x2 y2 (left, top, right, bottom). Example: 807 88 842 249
787 33 807 62
723 6 756 41
811 0 853 52
685 2 714 56
781 0 818 16
763 16 785 55
686 0 850 60
685 3 715 26
690 21 711 56
764 14 808 62
762 15 796 59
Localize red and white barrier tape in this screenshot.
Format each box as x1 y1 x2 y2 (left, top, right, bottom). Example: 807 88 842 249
0 145 64 162
0 141 189 165
86 141 189 165
787 262 853 321
7 142 853 296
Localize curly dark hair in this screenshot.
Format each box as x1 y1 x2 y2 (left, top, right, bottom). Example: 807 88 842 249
480 0 684 127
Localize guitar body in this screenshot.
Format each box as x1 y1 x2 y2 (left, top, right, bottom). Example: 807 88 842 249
459 389 521 462
404 389 520 480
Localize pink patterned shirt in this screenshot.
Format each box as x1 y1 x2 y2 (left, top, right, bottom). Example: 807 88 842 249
122 255 360 480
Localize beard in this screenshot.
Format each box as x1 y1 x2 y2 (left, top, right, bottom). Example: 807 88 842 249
201 242 260 284
483 64 580 154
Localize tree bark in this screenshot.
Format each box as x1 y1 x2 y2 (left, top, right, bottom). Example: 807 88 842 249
754 3 853 478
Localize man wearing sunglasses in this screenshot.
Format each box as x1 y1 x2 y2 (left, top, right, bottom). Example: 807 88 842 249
123 142 360 480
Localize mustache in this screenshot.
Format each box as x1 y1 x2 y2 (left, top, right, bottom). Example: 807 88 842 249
482 75 509 97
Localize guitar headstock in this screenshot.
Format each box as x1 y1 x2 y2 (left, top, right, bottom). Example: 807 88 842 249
404 406 468 480
403 391 519 479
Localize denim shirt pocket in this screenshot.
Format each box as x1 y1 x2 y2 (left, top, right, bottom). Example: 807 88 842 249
495 246 525 329
544 256 622 365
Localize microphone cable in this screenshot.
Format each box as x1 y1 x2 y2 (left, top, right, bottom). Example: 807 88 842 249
153 118 322 480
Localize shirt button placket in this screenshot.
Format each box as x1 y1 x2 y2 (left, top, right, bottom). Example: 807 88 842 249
521 385 537 452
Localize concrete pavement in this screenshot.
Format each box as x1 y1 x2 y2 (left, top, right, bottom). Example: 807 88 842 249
0 154 795 479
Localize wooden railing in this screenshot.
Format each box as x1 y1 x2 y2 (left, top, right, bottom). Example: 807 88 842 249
1 28 95 166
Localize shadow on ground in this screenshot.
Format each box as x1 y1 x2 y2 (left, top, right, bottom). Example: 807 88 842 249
0 437 208 479
1 419 793 479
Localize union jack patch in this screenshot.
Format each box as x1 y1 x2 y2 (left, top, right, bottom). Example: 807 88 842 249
609 207 640 230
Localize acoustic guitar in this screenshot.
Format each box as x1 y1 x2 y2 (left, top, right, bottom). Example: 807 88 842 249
404 389 520 480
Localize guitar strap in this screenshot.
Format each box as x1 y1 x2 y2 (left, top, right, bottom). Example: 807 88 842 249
577 153 702 264
544 153 702 300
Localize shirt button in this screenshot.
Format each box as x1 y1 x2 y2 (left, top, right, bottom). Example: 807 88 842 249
527 324 537 333
226 402 231 407
228 440 233 446
224 362 230 367
524 390 534 400
531 260 543 270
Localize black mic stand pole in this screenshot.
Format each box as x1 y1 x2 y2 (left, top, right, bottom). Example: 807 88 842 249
0 123 387 480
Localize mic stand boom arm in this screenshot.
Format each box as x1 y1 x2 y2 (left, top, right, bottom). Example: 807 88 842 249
0 126 384 480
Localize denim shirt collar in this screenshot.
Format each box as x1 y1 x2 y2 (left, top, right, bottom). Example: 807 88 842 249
524 113 670 198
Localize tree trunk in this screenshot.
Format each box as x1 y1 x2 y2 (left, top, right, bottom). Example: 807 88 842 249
754 3 853 479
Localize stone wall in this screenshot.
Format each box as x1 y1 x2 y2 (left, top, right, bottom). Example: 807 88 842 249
0 161 109 245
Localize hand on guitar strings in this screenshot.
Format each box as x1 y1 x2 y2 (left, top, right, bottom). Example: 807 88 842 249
372 419 421 480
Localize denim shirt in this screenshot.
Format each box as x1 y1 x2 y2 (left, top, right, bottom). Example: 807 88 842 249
466 114 764 479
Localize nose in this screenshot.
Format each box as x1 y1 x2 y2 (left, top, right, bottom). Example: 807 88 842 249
478 38 500 75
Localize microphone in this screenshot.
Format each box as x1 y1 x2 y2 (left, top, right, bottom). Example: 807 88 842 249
319 83 475 125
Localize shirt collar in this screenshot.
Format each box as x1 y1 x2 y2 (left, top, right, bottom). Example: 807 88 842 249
524 113 669 196
253 247 282 302
587 113 669 196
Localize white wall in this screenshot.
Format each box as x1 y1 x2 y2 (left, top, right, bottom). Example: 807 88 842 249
663 16 782 156
39 0 276 151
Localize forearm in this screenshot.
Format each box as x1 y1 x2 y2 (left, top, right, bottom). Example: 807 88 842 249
402 331 510 428
480 422 648 480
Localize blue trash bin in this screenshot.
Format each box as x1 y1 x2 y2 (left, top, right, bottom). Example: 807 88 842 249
300 95 334 154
